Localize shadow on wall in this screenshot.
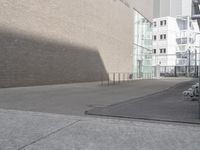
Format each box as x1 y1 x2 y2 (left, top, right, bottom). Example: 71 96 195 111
0 29 108 88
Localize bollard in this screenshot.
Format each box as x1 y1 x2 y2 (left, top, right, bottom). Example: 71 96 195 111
101 75 103 86
174 66 177 77
107 73 110 86
101 74 105 86
118 73 120 84
113 73 115 85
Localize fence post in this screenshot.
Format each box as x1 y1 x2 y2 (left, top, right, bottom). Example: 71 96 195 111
174 66 177 77
118 73 120 84
101 74 103 86
113 73 115 85
107 73 110 86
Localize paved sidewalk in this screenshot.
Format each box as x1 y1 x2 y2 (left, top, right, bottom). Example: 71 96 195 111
0 78 193 116
0 109 200 150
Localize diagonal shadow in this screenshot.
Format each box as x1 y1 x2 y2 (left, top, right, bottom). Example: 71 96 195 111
0 28 108 88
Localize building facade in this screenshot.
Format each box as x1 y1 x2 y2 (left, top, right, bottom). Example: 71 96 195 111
152 16 200 73
0 0 153 87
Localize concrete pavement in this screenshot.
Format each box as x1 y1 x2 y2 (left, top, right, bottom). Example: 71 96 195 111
0 78 193 116
0 108 200 150
0 78 200 150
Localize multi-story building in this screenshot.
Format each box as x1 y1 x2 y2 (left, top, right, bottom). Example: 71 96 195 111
152 16 200 68
0 0 154 87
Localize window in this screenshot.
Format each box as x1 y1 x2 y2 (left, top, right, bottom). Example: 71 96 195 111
160 20 167 26
153 35 157 40
153 22 157 27
160 21 163 26
160 48 166 53
163 34 166 39
153 49 156 54
163 20 167 25
160 34 167 40
160 35 162 39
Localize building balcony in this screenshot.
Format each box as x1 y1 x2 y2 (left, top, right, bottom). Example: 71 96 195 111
176 37 195 44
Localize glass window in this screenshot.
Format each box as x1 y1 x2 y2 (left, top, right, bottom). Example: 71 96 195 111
160 20 167 26
160 34 166 40
153 22 156 27
153 49 156 54
176 18 187 30
163 20 167 25
163 34 166 39
153 35 157 40
160 48 166 53
160 21 163 26
133 10 153 74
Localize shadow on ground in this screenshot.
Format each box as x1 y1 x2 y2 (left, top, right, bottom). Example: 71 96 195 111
86 79 200 124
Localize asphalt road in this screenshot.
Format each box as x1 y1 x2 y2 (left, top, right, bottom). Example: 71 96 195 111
86 79 200 124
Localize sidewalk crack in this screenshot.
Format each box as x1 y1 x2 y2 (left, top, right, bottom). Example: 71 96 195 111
17 120 81 150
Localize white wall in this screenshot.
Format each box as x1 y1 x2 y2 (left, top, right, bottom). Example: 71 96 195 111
159 0 170 17
153 17 179 66
170 0 182 17
153 0 160 18
131 0 154 21
182 0 192 16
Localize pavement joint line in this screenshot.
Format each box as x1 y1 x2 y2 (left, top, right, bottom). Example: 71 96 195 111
17 120 81 150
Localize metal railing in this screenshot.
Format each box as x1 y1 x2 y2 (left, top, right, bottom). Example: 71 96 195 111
155 66 199 77
101 72 154 86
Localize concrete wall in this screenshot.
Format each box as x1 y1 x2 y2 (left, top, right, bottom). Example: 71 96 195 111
182 0 192 16
0 29 108 87
0 0 152 87
132 0 154 21
153 0 160 18
170 0 182 17
160 0 170 17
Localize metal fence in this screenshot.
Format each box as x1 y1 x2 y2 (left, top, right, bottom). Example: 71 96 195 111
156 66 199 77
100 66 199 86
101 72 154 86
